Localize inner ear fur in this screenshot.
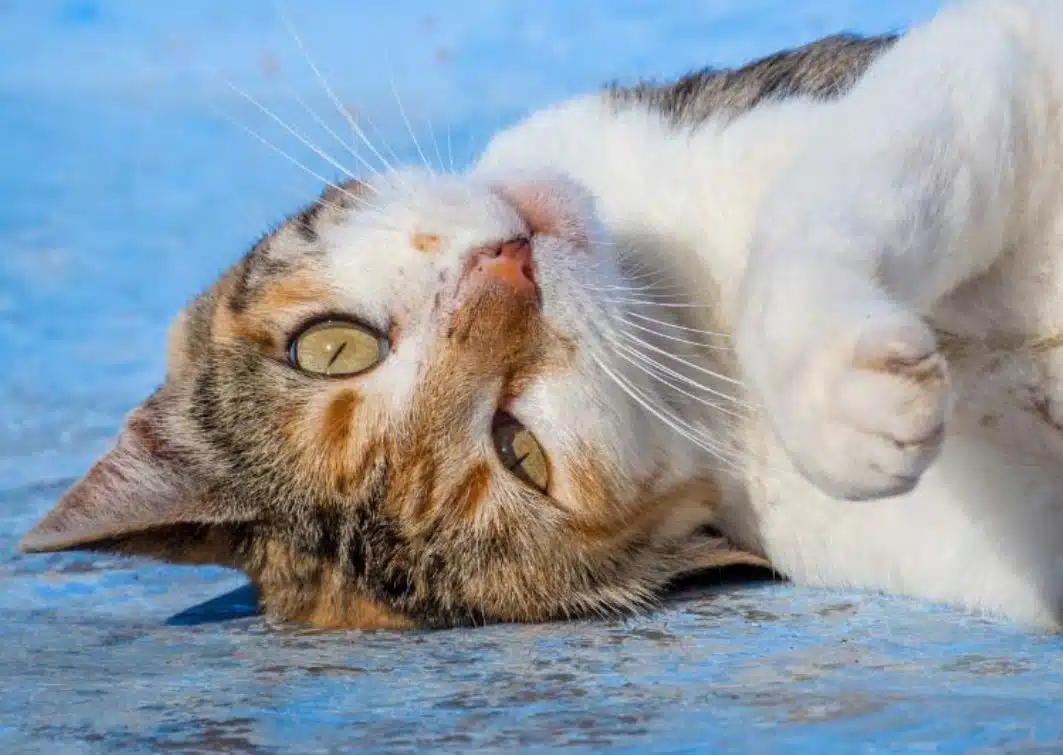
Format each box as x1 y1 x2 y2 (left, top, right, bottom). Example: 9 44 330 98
19 397 256 566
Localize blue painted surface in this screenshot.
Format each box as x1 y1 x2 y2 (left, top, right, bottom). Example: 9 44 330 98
4 1 1062 752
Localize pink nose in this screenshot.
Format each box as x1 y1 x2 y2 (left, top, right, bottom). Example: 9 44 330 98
471 237 537 296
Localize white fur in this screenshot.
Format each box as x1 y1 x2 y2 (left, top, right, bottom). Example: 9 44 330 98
475 0 1063 628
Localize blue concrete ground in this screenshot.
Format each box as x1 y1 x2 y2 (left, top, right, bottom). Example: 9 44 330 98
3 1 1062 752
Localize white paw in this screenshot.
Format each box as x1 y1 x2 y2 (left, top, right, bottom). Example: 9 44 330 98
763 315 951 500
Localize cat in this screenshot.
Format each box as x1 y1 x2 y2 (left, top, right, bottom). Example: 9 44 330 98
21 0 1063 631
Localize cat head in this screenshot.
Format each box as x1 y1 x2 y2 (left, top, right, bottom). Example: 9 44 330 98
20 169 761 629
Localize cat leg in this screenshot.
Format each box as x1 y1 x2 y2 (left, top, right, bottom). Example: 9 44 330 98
737 0 1052 500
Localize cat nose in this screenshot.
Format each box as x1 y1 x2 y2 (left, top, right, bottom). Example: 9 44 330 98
471 237 537 296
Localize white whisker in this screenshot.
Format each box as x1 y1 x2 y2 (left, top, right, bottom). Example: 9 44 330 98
287 88 386 188
601 297 716 310
446 122 456 173
583 279 681 295
624 311 732 339
212 108 377 213
587 350 746 476
617 316 730 351
610 341 747 420
309 195 348 214
578 317 745 461
389 71 433 172
466 128 493 172
359 111 410 177
224 80 359 183
424 111 447 174
617 329 748 392
613 266 672 286
276 4 403 179
600 289 689 301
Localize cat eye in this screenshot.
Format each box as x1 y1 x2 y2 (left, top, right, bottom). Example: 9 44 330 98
289 319 388 377
491 411 550 492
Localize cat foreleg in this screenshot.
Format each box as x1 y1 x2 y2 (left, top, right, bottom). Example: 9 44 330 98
738 1 1044 499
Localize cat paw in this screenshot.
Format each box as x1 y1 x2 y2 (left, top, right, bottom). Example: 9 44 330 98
764 316 951 500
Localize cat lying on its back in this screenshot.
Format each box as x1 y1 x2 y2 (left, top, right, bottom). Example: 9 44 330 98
22 0 1063 630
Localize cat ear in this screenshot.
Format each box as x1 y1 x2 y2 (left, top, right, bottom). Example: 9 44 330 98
19 400 252 564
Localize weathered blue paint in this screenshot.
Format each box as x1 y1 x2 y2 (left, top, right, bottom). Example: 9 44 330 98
5 1 1061 753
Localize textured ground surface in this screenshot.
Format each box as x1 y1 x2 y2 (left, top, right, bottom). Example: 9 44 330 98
4 1 1063 753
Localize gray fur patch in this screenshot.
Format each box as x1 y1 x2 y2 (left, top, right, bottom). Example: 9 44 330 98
607 33 900 126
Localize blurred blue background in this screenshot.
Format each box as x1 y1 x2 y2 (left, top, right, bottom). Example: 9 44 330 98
5 1 1063 753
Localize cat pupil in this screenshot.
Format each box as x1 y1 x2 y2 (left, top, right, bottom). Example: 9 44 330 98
491 412 549 492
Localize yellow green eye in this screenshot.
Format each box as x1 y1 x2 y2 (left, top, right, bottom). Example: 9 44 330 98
289 319 387 377
491 411 550 492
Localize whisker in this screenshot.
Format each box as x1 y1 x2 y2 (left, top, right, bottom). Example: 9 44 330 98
212 108 378 214
601 297 716 310
577 316 747 468
446 122 456 173
612 266 672 286
224 80 360 184
276 4 402 179
597 289 689 301
287 87 387 188
389 70 433 173
360 110 410 177
424 111 447 175
309 196 348 214
583 279 683 295
611 342 745 419
617 330 749 392
616 317 730 351
610 341 747 420
463 129 482 171
588 350 746 476
624 311 732 339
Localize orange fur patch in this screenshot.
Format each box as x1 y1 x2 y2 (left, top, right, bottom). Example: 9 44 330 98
218 276 330 353
455 463 492 519
412 232 442 253
229 320 277 352
406 455 440 521
323 390 361 450
320 431 386 500
257 555 415 630
210 265 280 353
319 390 369 492
299 570 415 629
255 277 330 313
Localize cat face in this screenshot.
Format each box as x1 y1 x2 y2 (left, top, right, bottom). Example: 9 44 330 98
21 169 760 628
